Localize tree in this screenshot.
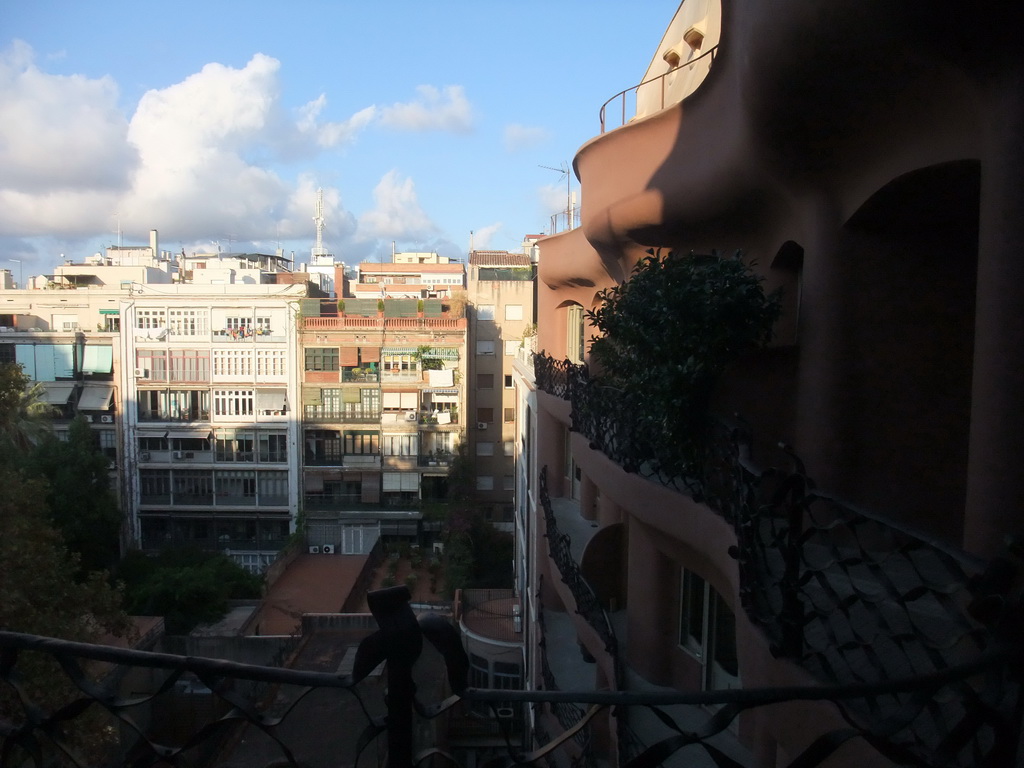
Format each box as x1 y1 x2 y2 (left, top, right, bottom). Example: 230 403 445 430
28 417 122 573
587 250 781 477
0 467 132 761
116 549 263 635
0 362 54 451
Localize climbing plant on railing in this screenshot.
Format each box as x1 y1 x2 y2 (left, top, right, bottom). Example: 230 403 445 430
586 250 780 479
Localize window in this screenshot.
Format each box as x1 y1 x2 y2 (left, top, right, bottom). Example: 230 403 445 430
256 349 286 377
567 304 585 364
215 431 254 462
136 349 167 381
476 475 494 491
477 305 495 320
305 347 339 371
214 389 254 417
503 407 515 423
504 340 519 356
215 470 257 505
258 471 289 504
168 309 208 337
477 408 494 424
476 340 495 355
139 470 171 504
305 429 342 464
477 373 494 389
504 375 513 389
503 474 515 490
99 430 117 461
679 569 706 655
476 442 494 456
139 436 168 451
173 469 213 505
168 349 210 382
213 349 253 378
383 433 419 456
344 430 379 455
259 432 288 462
504 304 523 321
136 309 166 330
503 441 515 456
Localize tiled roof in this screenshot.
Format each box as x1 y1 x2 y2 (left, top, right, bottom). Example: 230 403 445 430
469 251 532 267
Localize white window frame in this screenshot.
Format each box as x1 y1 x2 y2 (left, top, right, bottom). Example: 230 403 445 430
504 304 523 321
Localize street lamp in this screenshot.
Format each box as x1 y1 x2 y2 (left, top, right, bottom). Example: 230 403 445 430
7 259 22 288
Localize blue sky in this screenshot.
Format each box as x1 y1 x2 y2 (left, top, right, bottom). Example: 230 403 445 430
1 1 675 278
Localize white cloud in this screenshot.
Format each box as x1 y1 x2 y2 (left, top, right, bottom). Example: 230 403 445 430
503 123 549 152
539 182 570 215
357 171 438 241
297 95 376 148
378 85 473 133
0 40 137 236
472 222 503 250
0 44 373 248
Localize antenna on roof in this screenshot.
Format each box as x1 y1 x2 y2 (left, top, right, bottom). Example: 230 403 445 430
313 188 327 257
540 163 574 230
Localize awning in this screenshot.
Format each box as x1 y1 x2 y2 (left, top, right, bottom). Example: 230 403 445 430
425 388 458 394
381 347 418 356
165 429 212 441
38 382 75 405
81 346 113 373
78 383 114 410
359 346 380 363
256 389 287 412
98 309 120 315
423 347 458 360
430 394 458 404
340 347 359 367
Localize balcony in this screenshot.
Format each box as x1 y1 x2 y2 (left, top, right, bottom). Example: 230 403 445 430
1 584 1017 768
534 353 1021 766
301 316 467 331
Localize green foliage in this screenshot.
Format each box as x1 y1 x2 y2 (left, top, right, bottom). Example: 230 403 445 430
416 345 444 370
27 417 122 573
587 250 781 475
0 362 54 451
0 467 132 758
337 299 345 313
116 549 263 635
377 298 385 312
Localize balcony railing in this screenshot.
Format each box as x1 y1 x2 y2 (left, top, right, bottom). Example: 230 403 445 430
534 353 1023 766
599 46 719 133
301 316 467 331
1 585 1018 768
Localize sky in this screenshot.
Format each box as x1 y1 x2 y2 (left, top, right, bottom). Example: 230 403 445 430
1 1 676 279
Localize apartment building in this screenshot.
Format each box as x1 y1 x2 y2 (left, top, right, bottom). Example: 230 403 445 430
121 283 306 573
2 235 319 572
518 2 1023 766
466 250 535 527
297 296 468 553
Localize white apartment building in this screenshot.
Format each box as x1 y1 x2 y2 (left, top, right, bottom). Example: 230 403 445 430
120 283 306 573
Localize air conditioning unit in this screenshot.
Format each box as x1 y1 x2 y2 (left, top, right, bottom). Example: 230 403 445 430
82 415 94 423
477 422 487 430
183 451 194 459
100 415 114 423
404 411 417 421
173 450 184 459
140 452 151 462
308 545 320 554
135 368 149 379
322 544 335 554
496 707 515 719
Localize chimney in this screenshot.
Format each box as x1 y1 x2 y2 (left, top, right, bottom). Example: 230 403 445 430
150 229 159 259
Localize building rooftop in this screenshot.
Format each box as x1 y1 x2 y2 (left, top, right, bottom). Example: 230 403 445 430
468 251 532 267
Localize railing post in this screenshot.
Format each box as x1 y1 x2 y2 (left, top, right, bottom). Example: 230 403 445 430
366 586 421 768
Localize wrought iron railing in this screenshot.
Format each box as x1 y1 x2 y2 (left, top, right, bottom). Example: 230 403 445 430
532 353 1023 767
2 586 1018 768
